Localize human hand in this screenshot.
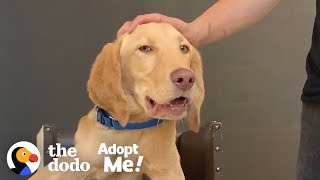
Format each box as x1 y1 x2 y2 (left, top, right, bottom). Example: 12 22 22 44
117 13 199 46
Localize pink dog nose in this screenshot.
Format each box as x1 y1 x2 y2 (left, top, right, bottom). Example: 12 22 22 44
170 68 195 91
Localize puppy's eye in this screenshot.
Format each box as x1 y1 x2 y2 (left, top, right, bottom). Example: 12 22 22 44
180 45 189 53
139 45 153 52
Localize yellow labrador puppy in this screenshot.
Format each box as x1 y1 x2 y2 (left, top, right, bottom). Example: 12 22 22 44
31 23 204 180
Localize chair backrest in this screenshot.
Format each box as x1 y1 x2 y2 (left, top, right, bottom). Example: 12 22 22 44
177 121 223 180
36 121 223 180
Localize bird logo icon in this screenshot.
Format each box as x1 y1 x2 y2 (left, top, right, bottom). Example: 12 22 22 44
7 141 41 176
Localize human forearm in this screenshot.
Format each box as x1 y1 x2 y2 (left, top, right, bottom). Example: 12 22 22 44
190 0 280 45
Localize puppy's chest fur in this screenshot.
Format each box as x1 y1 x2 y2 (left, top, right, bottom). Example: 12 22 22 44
74 110 177 177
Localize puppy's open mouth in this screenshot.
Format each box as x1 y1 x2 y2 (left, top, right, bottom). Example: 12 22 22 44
146 96 188 116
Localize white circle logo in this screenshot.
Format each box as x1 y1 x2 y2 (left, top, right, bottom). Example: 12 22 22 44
7 141 41 176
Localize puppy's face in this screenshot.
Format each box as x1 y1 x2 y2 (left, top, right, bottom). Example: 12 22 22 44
88 23 204 132
120 23 204 120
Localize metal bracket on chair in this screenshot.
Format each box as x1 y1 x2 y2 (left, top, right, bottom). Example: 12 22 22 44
211 121 223 180
36 124 55 167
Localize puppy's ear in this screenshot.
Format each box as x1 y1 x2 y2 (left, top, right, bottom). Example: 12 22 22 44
186 47 205 133
87 40 129 127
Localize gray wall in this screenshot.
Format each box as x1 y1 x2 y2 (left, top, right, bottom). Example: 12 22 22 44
201 0 315 179
0 0 315 180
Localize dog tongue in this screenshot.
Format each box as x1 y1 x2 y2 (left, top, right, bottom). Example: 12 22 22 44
170 97 187 106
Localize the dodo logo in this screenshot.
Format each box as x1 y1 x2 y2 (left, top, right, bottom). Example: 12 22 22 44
7 141 40 176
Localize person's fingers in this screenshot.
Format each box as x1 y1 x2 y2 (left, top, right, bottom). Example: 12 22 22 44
125 15 143 34
132 13 163 25
126 13 164 33
164 17 186 32
117 13 187 38
117 21 132 38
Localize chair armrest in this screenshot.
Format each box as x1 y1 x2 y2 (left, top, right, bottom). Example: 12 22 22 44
37 125 75 166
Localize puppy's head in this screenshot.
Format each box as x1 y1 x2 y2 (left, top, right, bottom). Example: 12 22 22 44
87 23 205 132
